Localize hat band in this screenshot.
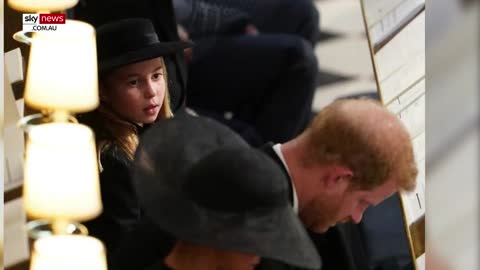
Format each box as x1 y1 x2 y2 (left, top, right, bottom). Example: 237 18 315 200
98 33 161 60
134 33 160 47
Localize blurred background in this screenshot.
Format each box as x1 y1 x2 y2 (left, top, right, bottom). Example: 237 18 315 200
312 0 376 111
426 0 479 269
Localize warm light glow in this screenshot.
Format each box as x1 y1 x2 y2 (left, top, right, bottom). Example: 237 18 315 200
23 123 102 221
30 235 107 270
8 0 78 12
24 20 99 113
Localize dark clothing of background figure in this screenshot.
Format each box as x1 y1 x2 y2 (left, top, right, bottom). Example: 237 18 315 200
73 0 188 112
173 0 320 146
187 34 318 146
257 143 371 270
173 0 320 45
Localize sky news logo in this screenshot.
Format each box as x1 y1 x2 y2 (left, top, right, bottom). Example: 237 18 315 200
23 14 66 32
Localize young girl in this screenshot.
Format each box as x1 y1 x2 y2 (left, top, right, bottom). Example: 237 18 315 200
78 18 191 265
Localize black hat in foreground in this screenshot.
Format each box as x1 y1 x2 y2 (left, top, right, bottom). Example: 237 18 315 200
96 18 193 74
133 113 321 269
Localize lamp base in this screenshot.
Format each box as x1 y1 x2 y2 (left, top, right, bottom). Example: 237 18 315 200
27 219 88 240
17 112 78 133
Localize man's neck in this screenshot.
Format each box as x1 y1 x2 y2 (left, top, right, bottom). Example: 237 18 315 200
281 137 319 214
273 144 299 214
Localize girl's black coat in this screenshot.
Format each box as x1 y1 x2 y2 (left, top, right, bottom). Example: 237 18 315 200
84 143 175 270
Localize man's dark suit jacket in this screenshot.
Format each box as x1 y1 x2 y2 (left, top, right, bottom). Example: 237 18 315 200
258 143 370 270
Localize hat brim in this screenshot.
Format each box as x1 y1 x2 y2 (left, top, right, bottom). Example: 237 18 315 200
133 112 321 269
135 178 321 269
99 41 193 74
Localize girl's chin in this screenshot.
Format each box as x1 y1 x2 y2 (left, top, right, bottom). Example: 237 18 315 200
134 116 157 126
143 117 158 124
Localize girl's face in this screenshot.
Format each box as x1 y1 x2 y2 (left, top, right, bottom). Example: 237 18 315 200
101 57 166 125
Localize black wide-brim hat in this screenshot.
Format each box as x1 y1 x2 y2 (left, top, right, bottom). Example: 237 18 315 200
96 18 193 74
133 112 321 269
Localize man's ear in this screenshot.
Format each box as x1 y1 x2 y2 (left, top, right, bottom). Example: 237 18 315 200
323 165 353 191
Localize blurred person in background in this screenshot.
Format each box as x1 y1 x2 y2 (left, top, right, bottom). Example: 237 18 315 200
173 0 320 146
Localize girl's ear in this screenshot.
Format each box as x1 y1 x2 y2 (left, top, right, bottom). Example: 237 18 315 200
99 82 109 103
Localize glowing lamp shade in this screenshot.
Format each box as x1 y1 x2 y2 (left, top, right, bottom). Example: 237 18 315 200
23 123 102 221
30 235 107 270
8 0 78 12
24 20 99 113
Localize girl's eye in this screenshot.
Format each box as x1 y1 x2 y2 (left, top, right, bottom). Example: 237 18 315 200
127 79 138 86
152 73 163 80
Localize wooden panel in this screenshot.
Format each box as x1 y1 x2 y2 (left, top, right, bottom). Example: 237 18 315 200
4 198 30 268
363 0 425 48
5 260 30 270
4 67 25 192
360 1 425 269
375 11 425 104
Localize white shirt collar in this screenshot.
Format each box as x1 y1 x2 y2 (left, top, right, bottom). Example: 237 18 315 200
272 143 299 214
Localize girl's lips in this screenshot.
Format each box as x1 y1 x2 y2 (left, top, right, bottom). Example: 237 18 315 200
144 104 158 111
144 105 159 115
